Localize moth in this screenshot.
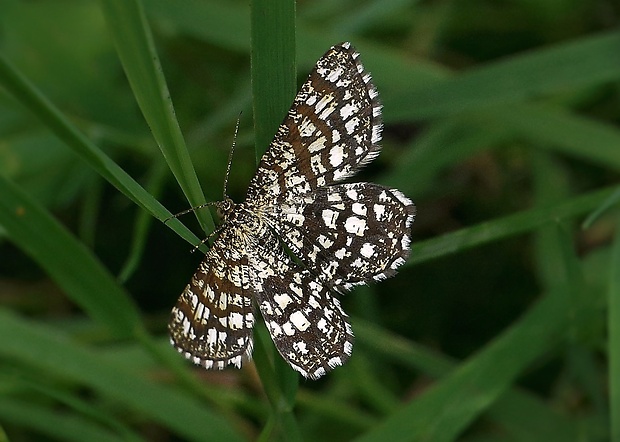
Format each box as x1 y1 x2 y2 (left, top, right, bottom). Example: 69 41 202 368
169 42 415 379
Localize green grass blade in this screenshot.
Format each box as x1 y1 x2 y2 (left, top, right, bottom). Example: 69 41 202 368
0 53 203 250
583 188 620 229
334 0 415 36
354 319 454 377
296 389 378 430
610 217 620 441
356 287 569 442
254 326 303 442
347 355 399 414
388 30 620 121
0 398 126 442
382 116 511 196
144 0 447 99
118 160 168 282
531 150 571 289
487 390 583 442
385 104 620 198
145 0 251 52
251 0 297 160
0 371 143 442
0 174 140 338
0 309 246 442
250 0 301 439
409 186 616 266
100 0 213 233
354 319 583 440
481 104 620 171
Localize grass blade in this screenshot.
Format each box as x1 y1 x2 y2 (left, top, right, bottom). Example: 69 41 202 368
356 287 569 442
250 0 301 439
100 0 213 233
0 309 245 442
354 319 584 440
0 53 203 250
251 0 297 160
0 174 140 338
388 30 620 121
610 217 620 441
481 104 620 172
409 186 616 266
0 398 125 442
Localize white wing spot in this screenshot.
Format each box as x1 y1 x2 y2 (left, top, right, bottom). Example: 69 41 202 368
340 102 358 119
344 216 367 236
374 203 386 220
322 209 339 229
360 243 375 258
352 202 367 216
290 311 310 331
329 145 345 167
274 293 293 309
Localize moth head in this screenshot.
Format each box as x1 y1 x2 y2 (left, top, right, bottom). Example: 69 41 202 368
216 197 235 220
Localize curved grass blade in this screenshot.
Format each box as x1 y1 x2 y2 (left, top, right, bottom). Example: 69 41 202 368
409 186 616 266
609 217 620 441
0 309 246 442
389 30 620 121
356 285 570 442
0 53 203 250
100 0 214 233
0 174 140 338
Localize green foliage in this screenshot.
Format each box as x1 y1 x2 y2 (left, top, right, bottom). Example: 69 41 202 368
0 0 619 440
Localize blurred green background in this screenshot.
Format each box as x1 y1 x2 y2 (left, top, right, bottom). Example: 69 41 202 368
1 0 619 441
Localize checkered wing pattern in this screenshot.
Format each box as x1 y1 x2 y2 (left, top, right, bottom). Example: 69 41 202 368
169 225 255 369
246 42 382 204
250 229 354 380
169 42 415 379
273 183 415 291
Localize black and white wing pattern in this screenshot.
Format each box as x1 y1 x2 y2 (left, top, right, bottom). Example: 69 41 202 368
169 42 415 379
246 42 382 204
249 226 354 380
169 220 255 370
273 183 415 291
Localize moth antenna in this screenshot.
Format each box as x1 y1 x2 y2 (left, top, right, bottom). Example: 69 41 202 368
167 116 242 224
163 201 219 224
223 113 242 199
